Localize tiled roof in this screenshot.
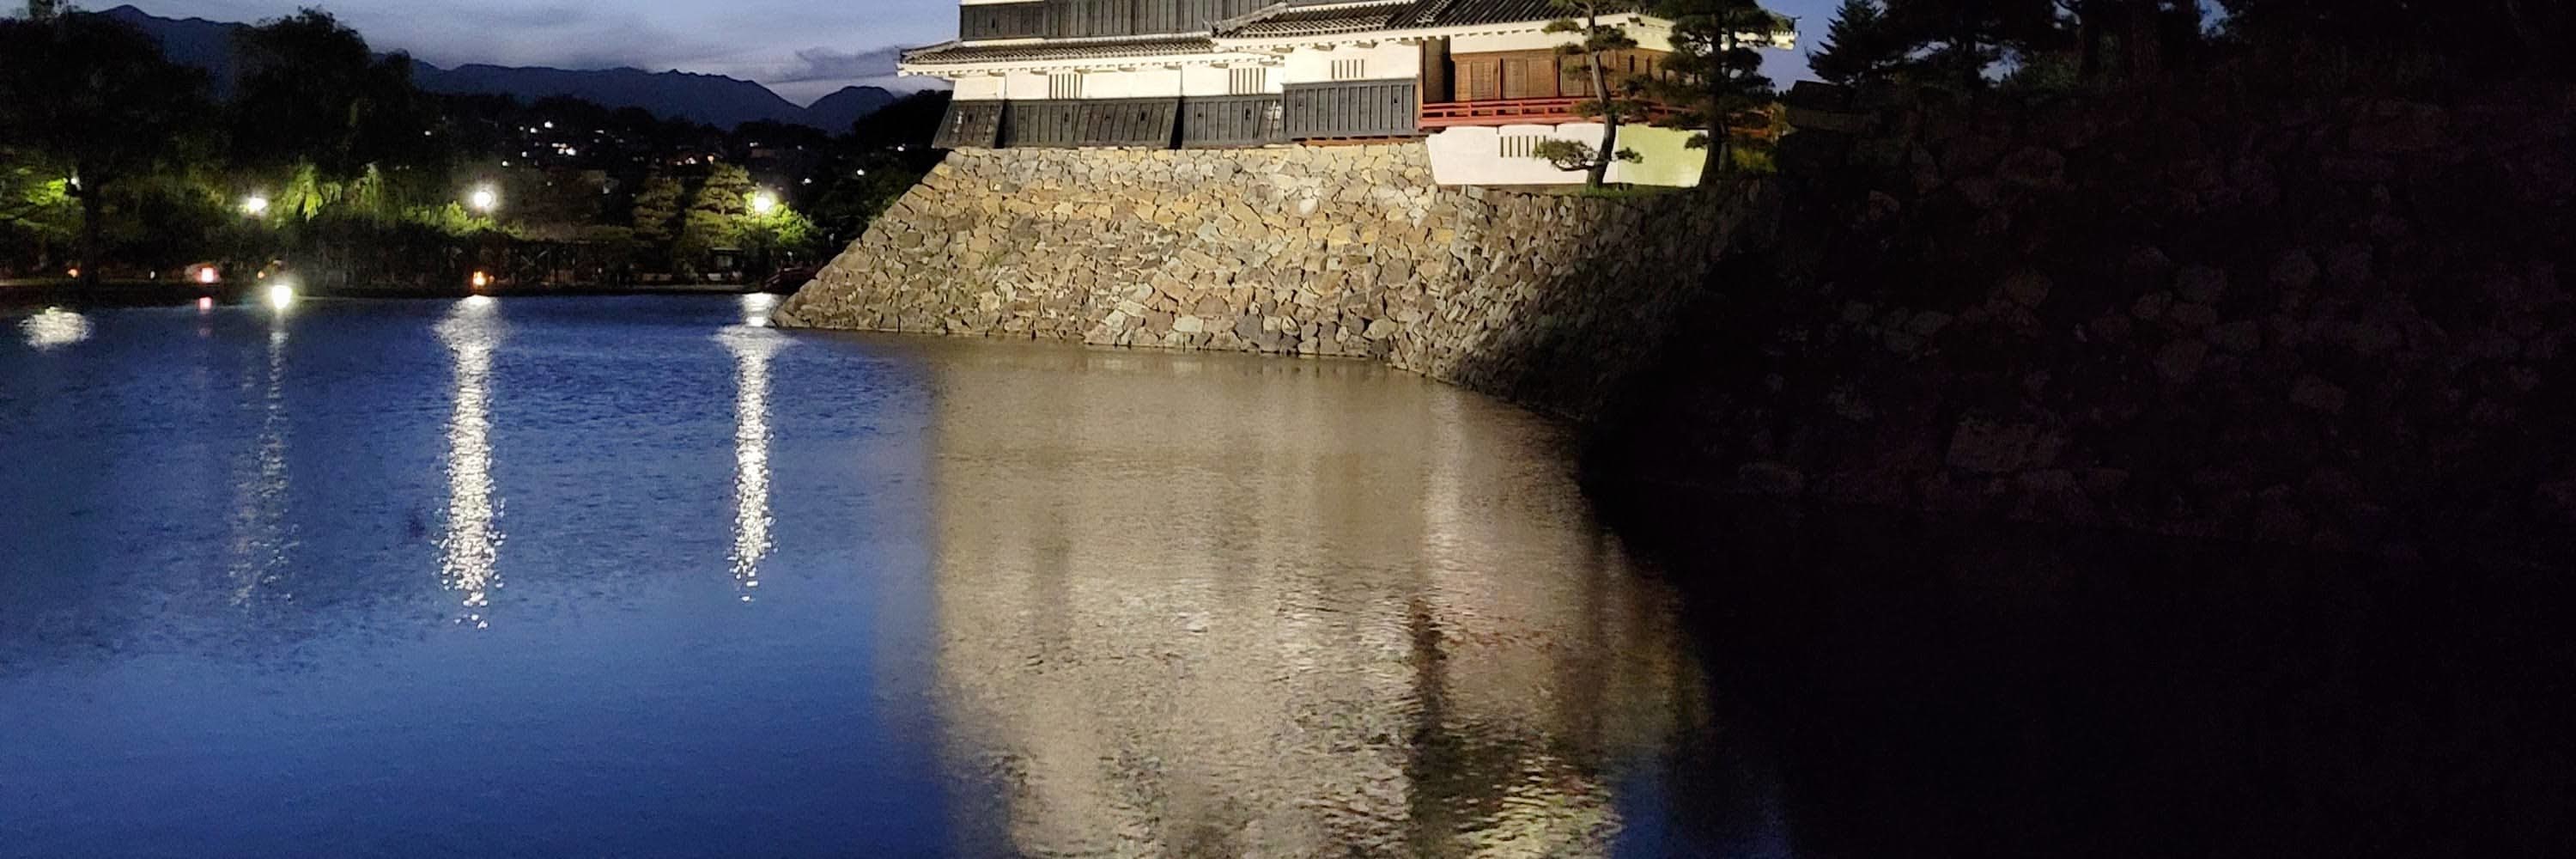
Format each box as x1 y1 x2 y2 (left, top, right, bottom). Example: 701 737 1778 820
1389 0 1637 28
1222 1 1410 39
903 0 1655 67
903 36 1219 66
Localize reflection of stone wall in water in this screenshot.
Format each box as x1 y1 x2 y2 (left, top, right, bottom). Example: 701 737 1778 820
775 146 1777 419
913 346 1698 856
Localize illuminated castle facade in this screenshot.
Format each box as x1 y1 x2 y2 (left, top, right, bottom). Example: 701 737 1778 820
902 0 1792 186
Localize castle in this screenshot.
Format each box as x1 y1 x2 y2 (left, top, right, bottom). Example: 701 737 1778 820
902 0 1794 187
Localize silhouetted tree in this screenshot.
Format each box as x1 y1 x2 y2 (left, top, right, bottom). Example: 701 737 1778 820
1879 0 2065 88
229 9 441 183
1810 0 1907 83
0 12 213 282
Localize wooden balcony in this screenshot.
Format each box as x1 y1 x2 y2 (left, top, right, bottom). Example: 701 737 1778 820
1418 97 1680 130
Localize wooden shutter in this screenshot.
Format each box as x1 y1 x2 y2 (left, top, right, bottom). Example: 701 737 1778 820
1560 56 1594 98
1461 58 1498 101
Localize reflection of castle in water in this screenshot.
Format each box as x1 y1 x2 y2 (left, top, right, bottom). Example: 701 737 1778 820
920 346 1701 857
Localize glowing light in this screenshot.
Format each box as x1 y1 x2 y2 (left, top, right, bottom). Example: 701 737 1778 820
468 186 499 213
470 271 491 291
64 267 78 279
241 195 270 216
749 191 780 216
265 282 296 310
197 296 215 311
197 267 221 285
742 292 778 327
20 308 91 350
543 120 555 130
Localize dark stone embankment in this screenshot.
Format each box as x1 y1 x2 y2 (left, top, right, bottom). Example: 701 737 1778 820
1589 83 2576 557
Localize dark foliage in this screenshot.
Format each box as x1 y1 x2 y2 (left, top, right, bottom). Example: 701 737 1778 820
1815 0 2574 88
228 9 442 180
1810 0 1907 85
0 11 214 281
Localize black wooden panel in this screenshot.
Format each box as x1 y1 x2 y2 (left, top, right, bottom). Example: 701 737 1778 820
960 3 1048 40
1004 99 1180 148
1283 80 1421 139
933 101 1005 149
1179 95 1285 148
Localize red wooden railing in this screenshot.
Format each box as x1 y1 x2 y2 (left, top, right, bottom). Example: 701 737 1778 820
1418 97 1682 129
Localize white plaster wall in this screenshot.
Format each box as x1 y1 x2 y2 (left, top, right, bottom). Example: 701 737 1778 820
1078 67 1189 98
1000 70 1048 99
1450 21 1673 54
987 64 1299 99
955 76 1007 100
1279 42 1421 85
1185 64 1285 95
1425 124 1704 187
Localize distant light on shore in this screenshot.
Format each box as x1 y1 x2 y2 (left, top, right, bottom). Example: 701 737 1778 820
266 282 296 311
198 296 215 312
197 267 221 285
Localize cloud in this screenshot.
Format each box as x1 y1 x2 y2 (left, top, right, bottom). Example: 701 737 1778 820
774 46 904 83
118 0 957 94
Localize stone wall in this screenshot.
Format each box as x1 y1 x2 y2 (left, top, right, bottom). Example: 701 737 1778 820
1594 84 2576 553
775 145 1776 417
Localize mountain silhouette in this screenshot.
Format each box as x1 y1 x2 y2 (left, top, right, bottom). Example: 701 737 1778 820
96 4 892 131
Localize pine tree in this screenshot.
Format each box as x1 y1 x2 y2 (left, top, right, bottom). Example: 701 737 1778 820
677 162 755 273
1535 0 1649 188
1809 0 1905 84
1652 0 1786 175
1879 0 2065 88
629 173 683 247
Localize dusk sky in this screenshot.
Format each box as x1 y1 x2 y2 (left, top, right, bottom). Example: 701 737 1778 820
122 0 1837 105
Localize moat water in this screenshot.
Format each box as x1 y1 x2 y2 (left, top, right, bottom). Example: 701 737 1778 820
3 296 2561 857
0 296 1737 857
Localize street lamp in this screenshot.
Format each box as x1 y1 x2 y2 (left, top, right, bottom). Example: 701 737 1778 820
241 195 270 217
468 186 499 214
749 190 780 216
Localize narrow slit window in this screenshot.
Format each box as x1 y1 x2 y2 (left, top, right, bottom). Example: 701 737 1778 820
1229 67 1268 95
1048 73 1084 100
1331 58 1368 81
